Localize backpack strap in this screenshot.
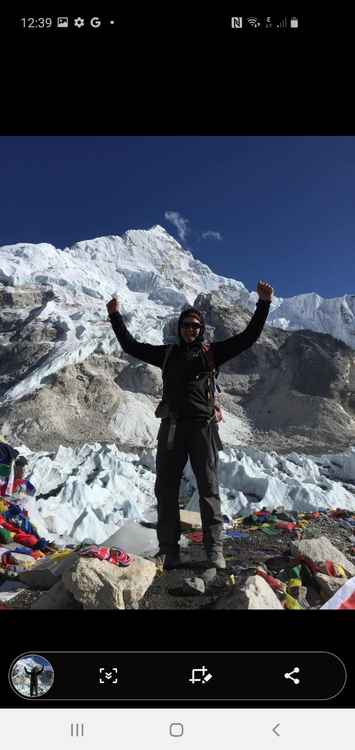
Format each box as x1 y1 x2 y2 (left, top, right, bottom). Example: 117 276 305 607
161 344 174 374
201 342 218 376
202 343 224 422
158 345 178 447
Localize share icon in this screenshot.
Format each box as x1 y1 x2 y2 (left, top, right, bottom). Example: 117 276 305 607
284 666 300 685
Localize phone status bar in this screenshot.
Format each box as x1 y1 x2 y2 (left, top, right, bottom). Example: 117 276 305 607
230 16 301 30
17 15 302 31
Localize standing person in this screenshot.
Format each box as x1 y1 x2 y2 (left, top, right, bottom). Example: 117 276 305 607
0 435 19 468
107 280 273 570
0 437 20 496
24 665 44 697
0 455 36 497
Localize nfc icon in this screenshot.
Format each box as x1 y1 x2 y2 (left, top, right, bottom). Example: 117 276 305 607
231 17 243 29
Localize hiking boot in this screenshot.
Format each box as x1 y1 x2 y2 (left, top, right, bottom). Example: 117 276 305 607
206 549 226 570
155 548 181 570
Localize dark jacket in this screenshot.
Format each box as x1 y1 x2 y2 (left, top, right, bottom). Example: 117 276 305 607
109 299 271 421
25 666 44 686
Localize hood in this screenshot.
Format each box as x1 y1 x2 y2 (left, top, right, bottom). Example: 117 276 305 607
177 306 205 347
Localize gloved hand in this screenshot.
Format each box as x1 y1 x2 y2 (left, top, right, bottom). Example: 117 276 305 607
106 297 119 316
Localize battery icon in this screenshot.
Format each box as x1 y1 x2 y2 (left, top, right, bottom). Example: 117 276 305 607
290 17 299 28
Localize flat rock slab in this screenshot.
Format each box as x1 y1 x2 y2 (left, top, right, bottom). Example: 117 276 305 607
103 521 159 558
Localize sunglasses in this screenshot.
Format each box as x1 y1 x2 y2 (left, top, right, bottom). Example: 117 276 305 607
181 322 201 330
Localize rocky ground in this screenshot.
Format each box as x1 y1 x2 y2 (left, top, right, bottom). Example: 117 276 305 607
140 513 355 610
2 509 355 611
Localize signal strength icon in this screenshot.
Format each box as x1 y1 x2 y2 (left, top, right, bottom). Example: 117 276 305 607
276 17 288 28
246 17 261 28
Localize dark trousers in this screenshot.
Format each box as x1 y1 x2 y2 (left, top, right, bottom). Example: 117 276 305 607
154 418 224 553
30 681 38 697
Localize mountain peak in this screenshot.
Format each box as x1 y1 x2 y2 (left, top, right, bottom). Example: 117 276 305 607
148 224 169 234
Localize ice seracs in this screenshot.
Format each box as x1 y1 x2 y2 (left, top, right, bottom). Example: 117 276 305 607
14 442 355 546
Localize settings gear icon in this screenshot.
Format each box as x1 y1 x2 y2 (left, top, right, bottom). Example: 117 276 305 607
74 17 85 28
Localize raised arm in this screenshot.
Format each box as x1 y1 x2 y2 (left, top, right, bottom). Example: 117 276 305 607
212 281 273 368
107 298 167 368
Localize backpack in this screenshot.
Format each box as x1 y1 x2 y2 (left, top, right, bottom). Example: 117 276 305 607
154 343 224 422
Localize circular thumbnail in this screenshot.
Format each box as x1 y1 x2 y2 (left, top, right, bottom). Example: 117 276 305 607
10 654 54 698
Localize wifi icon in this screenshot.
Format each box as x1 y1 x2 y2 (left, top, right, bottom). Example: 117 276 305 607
246 17 261 27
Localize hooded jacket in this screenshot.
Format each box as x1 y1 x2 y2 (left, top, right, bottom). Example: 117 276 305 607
109 299 271 421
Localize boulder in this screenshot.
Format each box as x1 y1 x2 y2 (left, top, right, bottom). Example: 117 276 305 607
168 577 206 597
213 575 284 610
179 510 202 530
31 580 81 609
18 550 80 590
62 555 156 609
201 568 217 586
103 521 159 558
291 536 355 577
315 573 347 599
184 577 206 594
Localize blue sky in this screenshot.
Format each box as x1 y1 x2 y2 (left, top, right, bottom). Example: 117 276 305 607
0 135 354 299
20 654 52 668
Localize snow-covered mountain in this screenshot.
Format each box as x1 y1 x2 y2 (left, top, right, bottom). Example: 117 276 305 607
1 227 354 399
0 225 355 456
267 292 355 347
0 226 247 403
0 226 354 346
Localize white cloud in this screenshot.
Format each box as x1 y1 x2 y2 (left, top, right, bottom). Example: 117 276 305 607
164 211 190 242
202 231 223 241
